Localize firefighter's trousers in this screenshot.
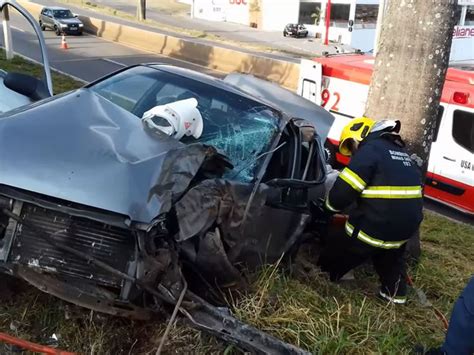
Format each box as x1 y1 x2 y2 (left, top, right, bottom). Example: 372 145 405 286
317 229 407 298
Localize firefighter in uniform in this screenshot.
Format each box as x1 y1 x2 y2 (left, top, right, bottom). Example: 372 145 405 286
318 117 423 304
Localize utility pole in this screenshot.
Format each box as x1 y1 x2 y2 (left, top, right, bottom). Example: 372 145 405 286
373 0 386 56
365 0 458 176
323 0 332 46
1 5 13 60
365 1 458 259
137 0 146 21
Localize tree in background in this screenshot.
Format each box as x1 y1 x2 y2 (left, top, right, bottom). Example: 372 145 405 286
311 7 321 25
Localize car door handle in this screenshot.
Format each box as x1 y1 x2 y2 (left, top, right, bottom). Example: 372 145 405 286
443 156 456 162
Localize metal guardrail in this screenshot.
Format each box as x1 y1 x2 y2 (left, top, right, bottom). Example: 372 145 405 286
0 0 53 95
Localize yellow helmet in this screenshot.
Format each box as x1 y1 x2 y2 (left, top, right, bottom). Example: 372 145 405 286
339 117 375 156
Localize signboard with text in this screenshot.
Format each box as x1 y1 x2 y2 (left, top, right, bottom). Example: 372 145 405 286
453 26 474 39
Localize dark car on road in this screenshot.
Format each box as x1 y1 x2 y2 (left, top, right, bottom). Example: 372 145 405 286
283 23 308 37
283 23 309 38
39 6 83 35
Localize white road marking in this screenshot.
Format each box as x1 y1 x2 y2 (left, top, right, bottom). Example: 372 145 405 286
10 26 26 33
101 58 126 67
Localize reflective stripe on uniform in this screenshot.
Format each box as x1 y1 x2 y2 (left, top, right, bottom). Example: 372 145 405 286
339 168 367 192
325 197 341 212
345 221 407 249
361 186 422 199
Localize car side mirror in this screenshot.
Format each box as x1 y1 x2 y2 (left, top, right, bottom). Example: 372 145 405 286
73 13 78 18
4 73 51 101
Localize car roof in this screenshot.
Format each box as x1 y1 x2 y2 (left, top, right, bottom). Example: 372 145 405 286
44 6 70 11
146 64 278 106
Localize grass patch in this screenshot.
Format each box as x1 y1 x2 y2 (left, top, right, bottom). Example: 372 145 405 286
0 50 83 94
0 210 470 353
146 0 190 15
232 211 474 353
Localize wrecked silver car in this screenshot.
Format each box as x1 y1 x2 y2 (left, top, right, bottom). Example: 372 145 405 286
0 2 336 353
0 62 332 301
0 64 334 352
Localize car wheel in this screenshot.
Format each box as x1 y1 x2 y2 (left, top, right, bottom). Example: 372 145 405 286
54 26 61 36
39 21 46 31
283 31 287 37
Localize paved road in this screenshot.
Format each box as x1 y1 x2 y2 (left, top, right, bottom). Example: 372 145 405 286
0 10 223 82
89 0 350 57
32 0 352 62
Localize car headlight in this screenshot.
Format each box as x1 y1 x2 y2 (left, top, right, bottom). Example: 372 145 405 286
79 24 84 27
60 24 68 28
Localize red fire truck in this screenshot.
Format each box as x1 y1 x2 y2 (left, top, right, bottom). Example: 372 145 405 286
298 54 474 215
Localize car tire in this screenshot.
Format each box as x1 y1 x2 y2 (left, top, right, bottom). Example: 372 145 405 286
39 21 45 31
54 26 61 36
283 31 287 37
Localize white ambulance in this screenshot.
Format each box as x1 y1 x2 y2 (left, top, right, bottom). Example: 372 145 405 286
298 55 474 215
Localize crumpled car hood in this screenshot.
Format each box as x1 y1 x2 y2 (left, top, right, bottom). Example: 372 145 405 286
0 90 213 224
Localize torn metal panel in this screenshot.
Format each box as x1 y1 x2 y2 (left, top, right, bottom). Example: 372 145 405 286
0 90 217 224
181 227 243 286
229 206 310 268
175 179 310 274
175 179 269 243
223 73 335 141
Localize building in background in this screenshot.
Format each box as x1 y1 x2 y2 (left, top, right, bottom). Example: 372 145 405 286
187 0 473 61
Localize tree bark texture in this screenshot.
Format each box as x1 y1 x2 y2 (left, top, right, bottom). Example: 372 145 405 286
137 0 146 21
365 0 458 176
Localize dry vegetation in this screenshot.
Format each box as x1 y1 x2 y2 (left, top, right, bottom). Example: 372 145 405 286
0 211 471 354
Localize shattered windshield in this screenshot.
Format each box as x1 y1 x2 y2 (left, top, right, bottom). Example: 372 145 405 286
90 66 281 182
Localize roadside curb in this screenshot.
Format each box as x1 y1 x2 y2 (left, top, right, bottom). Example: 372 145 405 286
20 0 300 90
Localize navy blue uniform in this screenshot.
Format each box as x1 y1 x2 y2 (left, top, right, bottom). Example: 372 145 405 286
441 277 474 354
318 129 423 301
